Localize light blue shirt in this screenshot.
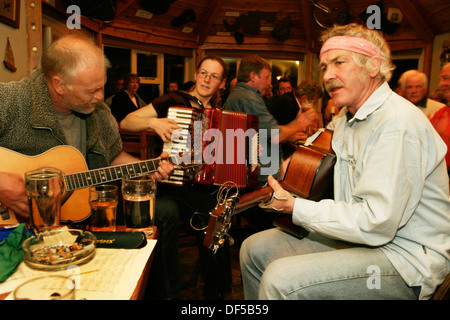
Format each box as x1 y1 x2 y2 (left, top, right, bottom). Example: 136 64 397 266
293 82 450 299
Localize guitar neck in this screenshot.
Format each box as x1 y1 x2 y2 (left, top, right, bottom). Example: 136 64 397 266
234 186 273 214
63 158 162 191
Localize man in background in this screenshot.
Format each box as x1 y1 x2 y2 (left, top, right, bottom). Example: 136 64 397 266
398 69 445 118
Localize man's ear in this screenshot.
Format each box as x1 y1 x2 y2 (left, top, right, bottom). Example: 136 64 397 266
368 56 382 79
51 76 65 95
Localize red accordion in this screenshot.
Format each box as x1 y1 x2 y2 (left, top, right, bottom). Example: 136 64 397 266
163 106 259 189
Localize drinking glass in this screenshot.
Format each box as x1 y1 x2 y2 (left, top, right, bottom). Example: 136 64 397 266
301 102 317 137
89 184 118 232
14 275 76 300
25 167 63 233
121 175 156 236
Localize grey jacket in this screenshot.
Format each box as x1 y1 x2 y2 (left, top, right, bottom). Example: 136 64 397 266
0 69 122 169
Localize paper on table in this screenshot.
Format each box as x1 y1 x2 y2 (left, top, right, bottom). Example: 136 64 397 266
0 239 157 300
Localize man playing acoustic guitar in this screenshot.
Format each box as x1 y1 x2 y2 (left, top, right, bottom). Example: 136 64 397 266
0 35 181 299
240 23 450 300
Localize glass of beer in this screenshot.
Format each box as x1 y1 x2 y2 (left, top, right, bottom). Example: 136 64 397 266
25 167 63 234
301 102 317 137
89 184 118 232
121 175 156 236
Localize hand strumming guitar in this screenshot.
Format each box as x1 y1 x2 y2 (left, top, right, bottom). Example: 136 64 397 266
0 172 29 221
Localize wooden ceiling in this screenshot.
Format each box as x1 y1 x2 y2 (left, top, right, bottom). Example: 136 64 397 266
47 0 449 58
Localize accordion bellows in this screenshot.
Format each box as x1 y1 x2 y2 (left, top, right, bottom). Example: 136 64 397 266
163 106 259 189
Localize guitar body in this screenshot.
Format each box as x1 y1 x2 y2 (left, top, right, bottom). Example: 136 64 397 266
0 146 91 224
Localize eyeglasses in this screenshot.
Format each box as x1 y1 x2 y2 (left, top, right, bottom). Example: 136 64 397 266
198 70 222 82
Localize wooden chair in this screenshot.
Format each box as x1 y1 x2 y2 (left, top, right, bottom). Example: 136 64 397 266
431 272 450 300
120 129 151 160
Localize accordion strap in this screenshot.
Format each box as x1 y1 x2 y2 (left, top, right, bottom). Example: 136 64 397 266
175 90 204 109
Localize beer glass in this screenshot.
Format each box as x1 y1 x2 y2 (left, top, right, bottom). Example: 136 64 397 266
121 175 156 236
25 167 63 233
89 184 118 232
301 102 317 137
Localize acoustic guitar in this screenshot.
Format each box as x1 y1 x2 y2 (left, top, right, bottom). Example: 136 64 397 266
0 145 192 225
203 129 336 252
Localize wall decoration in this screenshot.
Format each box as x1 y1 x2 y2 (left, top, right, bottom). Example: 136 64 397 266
4 37 16 72
0 0 20 28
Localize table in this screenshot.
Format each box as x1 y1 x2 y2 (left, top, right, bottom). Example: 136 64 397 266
0 226 157 300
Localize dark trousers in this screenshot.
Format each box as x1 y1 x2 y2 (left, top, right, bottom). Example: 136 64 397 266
158 183 232 299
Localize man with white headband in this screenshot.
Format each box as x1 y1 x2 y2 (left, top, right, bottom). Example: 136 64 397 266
239 23 450 300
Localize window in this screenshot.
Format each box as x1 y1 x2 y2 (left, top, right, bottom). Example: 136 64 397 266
104 46 131 99
164 54 185 93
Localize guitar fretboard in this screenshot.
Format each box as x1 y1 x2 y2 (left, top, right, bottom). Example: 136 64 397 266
63 158 162 191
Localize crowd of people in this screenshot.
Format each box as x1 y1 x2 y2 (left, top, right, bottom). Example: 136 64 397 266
0 22 449 301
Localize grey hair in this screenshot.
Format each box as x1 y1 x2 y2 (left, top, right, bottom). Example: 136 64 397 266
320 23 395 82
397 70 428 92
41 34 110 87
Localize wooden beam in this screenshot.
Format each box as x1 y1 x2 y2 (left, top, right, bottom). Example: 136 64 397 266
305 52 313 81
26 0 42 76
100 26 198 49
391 0 434 43
198 0 224 46
300 0 313 51
422 42 432 90
115 0 140 17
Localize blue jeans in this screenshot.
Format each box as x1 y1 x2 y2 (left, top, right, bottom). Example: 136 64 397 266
240 228 418 300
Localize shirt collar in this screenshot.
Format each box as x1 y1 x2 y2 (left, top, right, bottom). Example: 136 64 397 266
235 82 263 96
348 82 392 124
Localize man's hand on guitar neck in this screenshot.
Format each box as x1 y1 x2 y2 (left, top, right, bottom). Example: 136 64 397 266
263 175 295 214
0 172 29 221
111 151 174 182
153 151 174 181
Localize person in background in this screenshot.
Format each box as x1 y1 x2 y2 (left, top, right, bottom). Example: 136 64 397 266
430 87 447 105
322 98 342 126
276 77 293 96
262 84 274 104
109 73 147 122
266 77 293 107
167 81 178 92
267 80 323 156
223 54 318 182
268 79 323 126
430 62 450 176
229 77 237 91
120 56 235 299
398 69 445 118
104 75 124 107
240 23 450 300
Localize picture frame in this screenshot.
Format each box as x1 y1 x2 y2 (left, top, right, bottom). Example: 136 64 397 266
0 0 20 29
